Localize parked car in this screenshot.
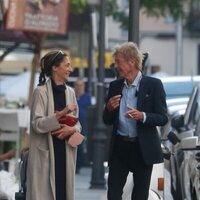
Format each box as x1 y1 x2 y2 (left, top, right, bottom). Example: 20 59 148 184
178 120 200 200
167 84 200 200
159 76 200 139
159 76 200 116
160 76 200 99
168 122 200 200
144 76 199 199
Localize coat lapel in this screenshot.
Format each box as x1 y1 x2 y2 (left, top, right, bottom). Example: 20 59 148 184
137 76 146 109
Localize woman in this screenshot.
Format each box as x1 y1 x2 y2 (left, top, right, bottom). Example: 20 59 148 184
26 50 81 200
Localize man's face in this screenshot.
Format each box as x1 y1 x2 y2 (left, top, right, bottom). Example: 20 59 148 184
114 53 135 78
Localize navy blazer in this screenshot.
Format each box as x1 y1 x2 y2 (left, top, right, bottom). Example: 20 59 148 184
103 75 168 165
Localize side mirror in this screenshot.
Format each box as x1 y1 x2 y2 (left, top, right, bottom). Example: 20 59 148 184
180 136 198 149
167 131 180 145
171 115 184 130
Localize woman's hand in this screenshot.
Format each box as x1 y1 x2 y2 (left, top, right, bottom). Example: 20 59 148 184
56 104 77 120
65 104 77 114
58 114 78 126
51 124 76 140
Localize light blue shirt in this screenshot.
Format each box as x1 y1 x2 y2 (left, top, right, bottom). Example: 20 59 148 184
117 71 142 138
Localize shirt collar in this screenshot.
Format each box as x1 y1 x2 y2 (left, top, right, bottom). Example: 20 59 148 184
124 71 142 87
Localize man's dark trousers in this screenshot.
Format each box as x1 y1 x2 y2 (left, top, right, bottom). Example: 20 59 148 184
107 136 153 200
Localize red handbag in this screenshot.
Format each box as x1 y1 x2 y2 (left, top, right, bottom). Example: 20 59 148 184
58 115 78 126
58 115 84 147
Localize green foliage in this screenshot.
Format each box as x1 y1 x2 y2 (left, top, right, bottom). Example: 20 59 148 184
141 0 190 19
69 0 198 33
113 11 129 30
112 0 192 30
185 0 200 35
69 0 118 15
106 0 118 16
70 0 87 14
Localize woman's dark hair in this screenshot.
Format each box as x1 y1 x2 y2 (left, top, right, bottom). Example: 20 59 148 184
38 50 67 86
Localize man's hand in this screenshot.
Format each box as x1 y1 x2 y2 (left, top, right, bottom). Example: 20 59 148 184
125 105 144 121
106 95 121 112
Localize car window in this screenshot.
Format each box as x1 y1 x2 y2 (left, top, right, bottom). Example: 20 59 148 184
184 86 198 124
163 81 197 99
187 87 200 130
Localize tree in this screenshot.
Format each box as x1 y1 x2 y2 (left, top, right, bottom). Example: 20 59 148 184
70 0 87 13
70 0 118 16
140 0 191 18
70 0 196 32
112 0 193 30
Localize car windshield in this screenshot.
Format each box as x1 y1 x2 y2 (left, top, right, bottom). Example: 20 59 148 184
163 81 197 99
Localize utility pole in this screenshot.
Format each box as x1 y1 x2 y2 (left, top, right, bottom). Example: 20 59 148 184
175 18 183 75
128 0 140 45
88 11 97 97
88 10 94 95
90 0 107 189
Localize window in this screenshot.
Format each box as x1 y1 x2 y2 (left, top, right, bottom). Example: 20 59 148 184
163 81 197 99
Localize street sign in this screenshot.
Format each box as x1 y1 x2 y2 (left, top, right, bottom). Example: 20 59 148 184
6 0 69 35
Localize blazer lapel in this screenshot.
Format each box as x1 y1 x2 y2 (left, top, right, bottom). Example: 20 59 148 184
137 77 146 109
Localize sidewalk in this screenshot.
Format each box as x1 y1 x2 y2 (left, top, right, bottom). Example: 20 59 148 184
75 167 107 200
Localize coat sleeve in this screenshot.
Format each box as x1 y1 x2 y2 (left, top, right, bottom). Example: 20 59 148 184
144 79 168 126
31 87 61 134
103 82 117 125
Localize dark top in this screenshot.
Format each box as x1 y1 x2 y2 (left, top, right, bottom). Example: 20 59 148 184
51 79 66 200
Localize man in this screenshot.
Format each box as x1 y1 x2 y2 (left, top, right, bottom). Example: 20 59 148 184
74 78 92 173
103 42 168 200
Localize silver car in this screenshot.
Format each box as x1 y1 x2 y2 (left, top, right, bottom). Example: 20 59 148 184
168 84 200 200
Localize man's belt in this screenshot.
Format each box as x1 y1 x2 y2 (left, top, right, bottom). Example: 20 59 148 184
116 134 138 142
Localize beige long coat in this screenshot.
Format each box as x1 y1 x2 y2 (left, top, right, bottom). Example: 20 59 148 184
26 79 81 200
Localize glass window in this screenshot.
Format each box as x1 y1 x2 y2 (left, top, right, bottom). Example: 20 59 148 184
163 81 197 99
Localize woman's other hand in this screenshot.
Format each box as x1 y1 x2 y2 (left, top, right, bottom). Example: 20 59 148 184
65 104 77 114
51 124 76 139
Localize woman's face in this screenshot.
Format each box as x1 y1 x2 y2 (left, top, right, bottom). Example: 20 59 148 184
52 56 73 84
